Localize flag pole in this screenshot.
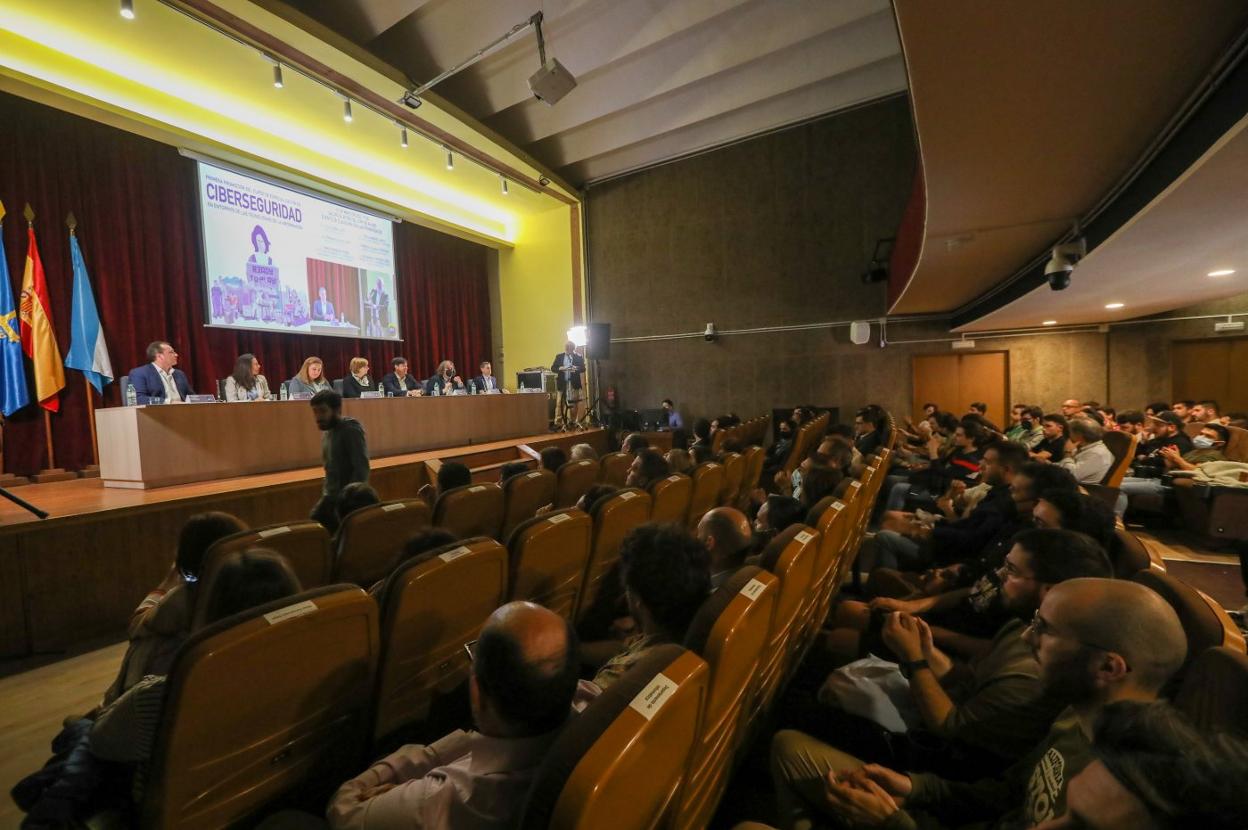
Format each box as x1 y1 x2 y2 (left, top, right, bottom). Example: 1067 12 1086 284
27 204 54 473
66 212 101 469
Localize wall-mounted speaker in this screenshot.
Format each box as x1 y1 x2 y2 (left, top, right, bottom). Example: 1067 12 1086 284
849 321 871 345
586 322 611 359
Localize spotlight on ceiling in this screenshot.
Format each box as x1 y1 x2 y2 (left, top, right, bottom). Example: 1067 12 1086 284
501 176 509 195
446 150 454 170
272 63 284 89
1208 269 1235 277
342 98 353 122
120 0 135 20
1105 302 1125 310
400 91 423 110
399 124 408 148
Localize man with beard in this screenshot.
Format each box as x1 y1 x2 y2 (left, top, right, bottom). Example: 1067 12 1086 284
309 390 370 531
768 574 1187 830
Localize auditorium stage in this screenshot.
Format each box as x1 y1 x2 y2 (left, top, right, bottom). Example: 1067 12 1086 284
0 428 607 659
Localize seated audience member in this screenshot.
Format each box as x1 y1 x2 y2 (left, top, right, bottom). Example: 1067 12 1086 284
336 482 381 526
622 432 650 454
576 483 618 513
310 390 370 531
90 551 301 767
342 357 378 398
1079 406 1107 427
794 530 1114 773
689 418 713 450
103 512 247 705
1030 413 1069 462
661 398 683 430
1058 417 1114 483
1190 399 1220 423
288 356 332 397
754 495 806 540
799 464 843 511
1060 398 1083 417
420 461 473 505
426 360 466 396
854 405 890 456
591 525 709 690
885 419 984 512
1144 401 1170 418
569 443 598 462
1115 409 1146 437
539 446 568 474
665 448 694 475
1171 399 1196 421
625 448 670 491
766 420 797 468
1116 423 1229 516
223 352 272 401
697 507 753 589
499 461 530 483
690 444 716 466
328 602 580 829
129 340 193 404
1010 406 1044 449
1136 411 1194 462
1097 406 1116 428
771 578 1186 830
381 357 422 397
968 402 988 417
1039 700 1248 830
471 360 504 394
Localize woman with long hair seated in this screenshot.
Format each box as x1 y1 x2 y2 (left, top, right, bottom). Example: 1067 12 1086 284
288 356 332 397
223 353 272 401
341 357 378 398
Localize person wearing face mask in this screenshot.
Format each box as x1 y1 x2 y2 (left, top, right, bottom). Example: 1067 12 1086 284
1115 423 1228 517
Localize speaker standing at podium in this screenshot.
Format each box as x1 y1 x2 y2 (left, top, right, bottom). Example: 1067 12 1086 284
551 340 586 429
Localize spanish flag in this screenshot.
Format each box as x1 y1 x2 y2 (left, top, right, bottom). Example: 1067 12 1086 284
19 223 66 412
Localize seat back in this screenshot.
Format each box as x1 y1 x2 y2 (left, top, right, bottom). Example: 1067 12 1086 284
142 586 378 829
598 452 633 486
555 459 599 508
649 474 693 526
1174 646 1248 738
1131 570 1247 665
519 645 708 830
1109 527 1153 579
201 522 333 600
1223 424 1248 462
333 499 432 587
753 525 820 711
686 462 726 529
372 538 508 743
501 468 557 541
719 452 745 506
1100 431 1138 487
737 446 762 503
433 482 505 540
673 567 777 830
576 489 652 624
508 509 594 620
811 500 852 643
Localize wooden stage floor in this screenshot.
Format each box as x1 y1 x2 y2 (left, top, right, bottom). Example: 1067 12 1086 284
0 429 605 659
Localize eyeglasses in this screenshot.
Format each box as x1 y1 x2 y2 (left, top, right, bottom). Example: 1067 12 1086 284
463 639 477 662
998 558 1036 581
1026 611 1127 663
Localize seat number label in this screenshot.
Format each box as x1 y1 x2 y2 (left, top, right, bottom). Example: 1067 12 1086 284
629 672 677 720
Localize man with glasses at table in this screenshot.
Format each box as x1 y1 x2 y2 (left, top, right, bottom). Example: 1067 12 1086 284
327 601 584 830
769 541 1188 830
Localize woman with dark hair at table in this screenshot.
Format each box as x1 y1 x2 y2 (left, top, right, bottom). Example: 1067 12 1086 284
341 357 378 398
223 353 272 401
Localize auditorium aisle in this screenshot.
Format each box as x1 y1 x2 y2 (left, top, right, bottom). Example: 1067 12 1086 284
0 642 126 827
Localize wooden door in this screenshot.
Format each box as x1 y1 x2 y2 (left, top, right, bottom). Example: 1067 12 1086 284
1172 337 1248 414
912 352 1009 426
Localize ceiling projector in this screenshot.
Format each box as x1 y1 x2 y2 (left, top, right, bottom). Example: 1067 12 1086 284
529 58 577 105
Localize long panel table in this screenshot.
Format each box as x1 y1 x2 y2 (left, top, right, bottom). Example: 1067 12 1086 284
96 393 550 489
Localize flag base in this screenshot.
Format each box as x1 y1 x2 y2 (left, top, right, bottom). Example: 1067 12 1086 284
0 473 31 488
31 468 76 484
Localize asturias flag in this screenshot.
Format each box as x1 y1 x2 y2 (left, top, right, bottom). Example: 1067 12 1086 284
19 221 66 412
65 230 113 393
0 203 31 416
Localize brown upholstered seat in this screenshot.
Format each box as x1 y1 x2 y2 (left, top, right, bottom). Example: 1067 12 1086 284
555 459 599 508
519 644 709 830
1109 527 1154 578
648 474 693 526
202 521 332 594
804 494 837 527
598 452 633 487
142 585 378 829
738 445 764 503
719 452 745 506
753 524 820 713
686 462 726 529
500 468 557 541
372 538 508 743
433 482 504 540
671 566 777 830
1131 569 1247 663
575 488 652 625
333 499 432 587
811 499 853 641
1174 646 1248 738
507 508 593 620
1100 431 1137 487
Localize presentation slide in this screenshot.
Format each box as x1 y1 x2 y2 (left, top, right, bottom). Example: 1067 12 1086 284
196 161 400 341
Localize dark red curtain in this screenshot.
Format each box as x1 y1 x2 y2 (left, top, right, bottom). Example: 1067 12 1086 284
0 90 493 476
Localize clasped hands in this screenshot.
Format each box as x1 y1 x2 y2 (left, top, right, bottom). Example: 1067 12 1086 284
824 763 912 827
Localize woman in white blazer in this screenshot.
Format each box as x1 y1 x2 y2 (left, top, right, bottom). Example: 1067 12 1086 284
223 353 273 401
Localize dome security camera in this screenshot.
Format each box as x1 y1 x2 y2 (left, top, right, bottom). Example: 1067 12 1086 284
1045 240 1087 290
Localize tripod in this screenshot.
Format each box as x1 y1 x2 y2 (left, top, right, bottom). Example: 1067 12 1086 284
0 486 49 520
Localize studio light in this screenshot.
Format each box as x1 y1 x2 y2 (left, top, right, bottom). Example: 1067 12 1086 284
501 176 509 195
567 325 587 347
120 0 135 20
272 63 284 89
342 98 353 122
446 150 454 170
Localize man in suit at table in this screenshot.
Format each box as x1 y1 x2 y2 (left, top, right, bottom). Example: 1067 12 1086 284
551 341 586 429
471 360 507 394
312 286 336 322
381 356 422 397
129 341 194 404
